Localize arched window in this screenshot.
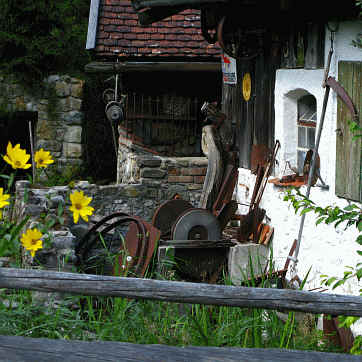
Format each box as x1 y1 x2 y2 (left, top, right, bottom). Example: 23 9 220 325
297 95 316 174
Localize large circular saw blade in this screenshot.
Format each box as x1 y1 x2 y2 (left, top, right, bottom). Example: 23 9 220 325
152 199 193 238
171 208 221 241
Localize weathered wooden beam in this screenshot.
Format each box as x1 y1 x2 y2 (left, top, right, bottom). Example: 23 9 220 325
86 0 100 50
138 6 187 25
1 268 362 316
85 61 221 73
0 335 360 362
132 0 226 11
199 125 224 209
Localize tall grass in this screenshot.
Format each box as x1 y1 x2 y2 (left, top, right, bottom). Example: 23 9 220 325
0 239 342 353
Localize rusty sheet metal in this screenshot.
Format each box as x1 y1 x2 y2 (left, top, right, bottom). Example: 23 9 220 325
250 144 271 174
212 163 238 216
217 200 238 231
238 140 280 243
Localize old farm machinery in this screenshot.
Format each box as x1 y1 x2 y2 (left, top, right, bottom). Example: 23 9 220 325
75 102 281 283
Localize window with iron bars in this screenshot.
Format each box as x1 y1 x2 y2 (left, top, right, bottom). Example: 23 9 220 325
122 92 203 156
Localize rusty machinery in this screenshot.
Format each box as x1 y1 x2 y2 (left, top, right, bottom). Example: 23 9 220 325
75 102 276 278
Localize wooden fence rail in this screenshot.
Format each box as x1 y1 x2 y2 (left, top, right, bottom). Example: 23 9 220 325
1 267 361 317
0 335 361 362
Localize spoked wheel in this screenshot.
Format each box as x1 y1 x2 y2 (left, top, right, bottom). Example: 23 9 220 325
217 15 264 60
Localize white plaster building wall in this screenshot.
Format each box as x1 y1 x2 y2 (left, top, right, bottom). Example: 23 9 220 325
236 21 361 335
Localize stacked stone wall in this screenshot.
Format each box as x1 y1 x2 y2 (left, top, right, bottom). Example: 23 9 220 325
0 73 84 170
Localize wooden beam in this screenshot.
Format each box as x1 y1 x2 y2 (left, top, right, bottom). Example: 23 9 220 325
86 0 100 50
85 61 221 73
132 0 227 11
0 335 360 362
138 6 187 25
1 268 362 316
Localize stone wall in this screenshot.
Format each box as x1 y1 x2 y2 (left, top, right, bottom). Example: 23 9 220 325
0 74 84 170
117 145 207 204
15 153 207 271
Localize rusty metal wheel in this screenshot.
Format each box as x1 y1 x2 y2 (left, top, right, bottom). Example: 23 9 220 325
75 212 151 276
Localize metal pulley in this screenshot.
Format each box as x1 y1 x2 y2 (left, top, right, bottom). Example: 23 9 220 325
105 100 124 123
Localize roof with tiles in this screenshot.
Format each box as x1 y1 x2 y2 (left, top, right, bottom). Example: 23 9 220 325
95 0 221 59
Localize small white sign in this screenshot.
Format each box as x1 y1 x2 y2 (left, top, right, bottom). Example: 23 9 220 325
221 53 237 84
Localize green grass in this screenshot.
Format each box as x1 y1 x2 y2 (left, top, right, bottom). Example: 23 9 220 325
0 288 342 353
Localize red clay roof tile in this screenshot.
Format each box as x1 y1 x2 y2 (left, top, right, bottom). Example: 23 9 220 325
94 0 220 59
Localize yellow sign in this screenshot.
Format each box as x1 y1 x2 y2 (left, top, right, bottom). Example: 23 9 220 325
242 73 251 101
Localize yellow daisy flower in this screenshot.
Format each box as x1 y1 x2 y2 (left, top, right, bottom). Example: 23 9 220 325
34 148 54 168
0 187 10 209
20 228 43 257
3 142 31 169
69 190 94 224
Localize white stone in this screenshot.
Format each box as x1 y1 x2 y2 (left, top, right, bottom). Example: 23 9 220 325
228 243 270 285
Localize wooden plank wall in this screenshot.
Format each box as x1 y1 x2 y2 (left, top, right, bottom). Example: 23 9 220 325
222 35 280 169
336 61 362 202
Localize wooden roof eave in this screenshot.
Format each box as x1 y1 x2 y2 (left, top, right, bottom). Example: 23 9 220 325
131 0 227 11
85 61 221 73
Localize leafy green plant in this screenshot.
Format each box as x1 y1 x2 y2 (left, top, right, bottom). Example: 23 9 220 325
0 0 91 86
283 185 361 354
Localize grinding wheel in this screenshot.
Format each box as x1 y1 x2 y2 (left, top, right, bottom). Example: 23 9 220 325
171 208 221 241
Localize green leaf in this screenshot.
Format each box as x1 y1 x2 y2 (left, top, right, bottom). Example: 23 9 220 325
344 204 358 211
356 235 362 245
358 221 362 232
332 279 346 289
326 277 338 286
316 217 326 225
357 269 362 280
301 207 313 215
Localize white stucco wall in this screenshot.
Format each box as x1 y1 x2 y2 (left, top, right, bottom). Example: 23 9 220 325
236 21 362 334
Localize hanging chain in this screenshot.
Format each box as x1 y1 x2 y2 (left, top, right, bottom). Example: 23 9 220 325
322 22 338 88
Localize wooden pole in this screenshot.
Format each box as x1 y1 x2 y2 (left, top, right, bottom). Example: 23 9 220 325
0 268 361 316
28 121 36 183
0 335 360 362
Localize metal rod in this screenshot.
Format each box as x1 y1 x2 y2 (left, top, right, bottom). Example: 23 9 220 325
28 121 36 183
292 85 331 267
291 28 335 270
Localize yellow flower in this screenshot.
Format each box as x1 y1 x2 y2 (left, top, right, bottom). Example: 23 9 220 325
69 190 94 224
34 148 54 168
0 187 10 209
20 228 43 257
3 142 31 169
